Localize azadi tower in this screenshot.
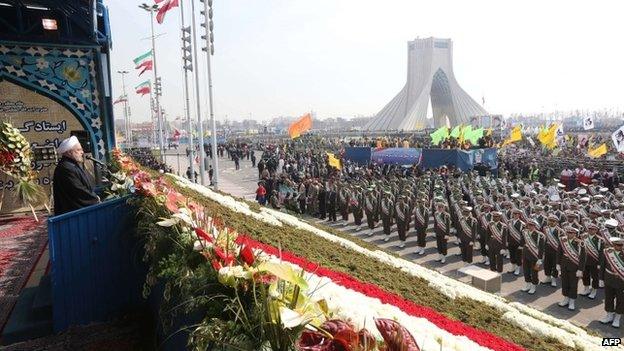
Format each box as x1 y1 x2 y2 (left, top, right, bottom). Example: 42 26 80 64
365 38 487 131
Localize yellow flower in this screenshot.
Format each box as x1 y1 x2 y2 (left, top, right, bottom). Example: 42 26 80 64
62 66 81 83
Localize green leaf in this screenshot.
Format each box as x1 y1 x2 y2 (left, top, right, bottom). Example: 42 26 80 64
257 262 308 290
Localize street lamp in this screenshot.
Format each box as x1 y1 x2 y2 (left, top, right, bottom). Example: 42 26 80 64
116 70 130 146
139 3 165 160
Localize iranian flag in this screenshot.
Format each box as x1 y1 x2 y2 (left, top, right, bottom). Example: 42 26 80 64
113 94 127 105
133 50 153 76
155 0 179 24
135 80 151 96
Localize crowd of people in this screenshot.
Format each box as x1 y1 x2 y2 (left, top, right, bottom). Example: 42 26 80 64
243 135 624 329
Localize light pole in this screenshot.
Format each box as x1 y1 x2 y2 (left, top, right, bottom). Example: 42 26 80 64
200 0 219 189
139 3 165 160
191 0 207 184
179 0 195 181
117 70 130 146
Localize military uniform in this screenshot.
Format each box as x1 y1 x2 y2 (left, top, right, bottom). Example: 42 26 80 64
381 195 394 241
478 204 493 265
600 238 624 328
413 198 429 255
581 224 604 299
434 203 451 262
488 212 508 273
521 220 545 294
364 190 378 235
458 207 477 263
395 197 410 247
350 189 364 231
507 210 525 275
543 217 563 286
557 227 586 310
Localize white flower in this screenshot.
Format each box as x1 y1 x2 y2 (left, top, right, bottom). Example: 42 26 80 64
36 57 49 70
81 88 91 98
279 306 308 329
193 240 203 252
157 216 179 227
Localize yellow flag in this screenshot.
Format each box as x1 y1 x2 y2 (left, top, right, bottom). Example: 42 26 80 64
327 152 342 170
588 143 607 158
538 123 558 149
502 125 522 147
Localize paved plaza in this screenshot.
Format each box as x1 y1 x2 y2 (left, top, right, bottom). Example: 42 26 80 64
165 150 621 338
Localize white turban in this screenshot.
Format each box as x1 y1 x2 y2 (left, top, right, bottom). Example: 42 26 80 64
57 136 79 155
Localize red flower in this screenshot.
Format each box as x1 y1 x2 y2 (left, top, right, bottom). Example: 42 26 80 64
211 259 222 271
375 318 419 351
213 246 234 266
239 244 255 265
195 227 213 243
239 236 525 351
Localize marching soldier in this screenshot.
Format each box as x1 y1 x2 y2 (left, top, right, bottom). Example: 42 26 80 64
350 187 364 232
365 188 378 236
413 196 429 255
458 206 477 263
600 237 624 328
521 220 545 294
339 185 351 226
580 223 604 299
395 196 409 248
488 211 508 273
543 214 563 287
557 227 586 311
507 209 524 275
380 192 394 242
478 203 493 265
434 201 451 263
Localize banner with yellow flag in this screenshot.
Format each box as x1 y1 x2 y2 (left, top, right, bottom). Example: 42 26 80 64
538 123 558 149
588 143 608 158
288 113 313 139
502 125 522 147
326 152 341 170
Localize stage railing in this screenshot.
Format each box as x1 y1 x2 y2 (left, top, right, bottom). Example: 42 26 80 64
47 196 146 332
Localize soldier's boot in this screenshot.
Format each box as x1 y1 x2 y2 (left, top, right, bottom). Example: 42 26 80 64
505 252 510 259
418 246 426 255
483 257 490 266
567 299 575 311
507 264 517 274
541 275 552 284
399 241 406 249
383 236 390 242
436 254 443 262
521 283 531 292
528 284 536 295
514 266 521 276
600 312 614 324
550 278 557 288
440 255 447 264
356 225 362 232
343 221 349 227
367 229 374 236
558 297 570 307
579 286 591 296
599 279 605 288
588 288 597 299
613 314 621 328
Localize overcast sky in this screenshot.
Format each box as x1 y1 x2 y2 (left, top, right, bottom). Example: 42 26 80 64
108 0 624 123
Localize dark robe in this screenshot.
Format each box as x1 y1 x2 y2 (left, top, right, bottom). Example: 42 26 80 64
53 156 99 215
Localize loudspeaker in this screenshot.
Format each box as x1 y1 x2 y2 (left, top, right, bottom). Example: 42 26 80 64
70 130 92 153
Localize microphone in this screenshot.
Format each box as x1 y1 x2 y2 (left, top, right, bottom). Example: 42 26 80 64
86 154 107 168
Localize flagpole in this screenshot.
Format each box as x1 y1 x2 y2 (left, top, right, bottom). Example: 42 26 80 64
140 3 165 161
179 0 194 181
190 0 206 185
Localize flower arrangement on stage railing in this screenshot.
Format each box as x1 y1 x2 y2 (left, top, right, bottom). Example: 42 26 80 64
109 149 420 351
0 122 48 219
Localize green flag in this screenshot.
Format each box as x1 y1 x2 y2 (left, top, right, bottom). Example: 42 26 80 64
430 126 449 145
450 125 462 138
465 127 484 144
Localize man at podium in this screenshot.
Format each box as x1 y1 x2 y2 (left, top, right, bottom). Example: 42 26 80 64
52 136 100 215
